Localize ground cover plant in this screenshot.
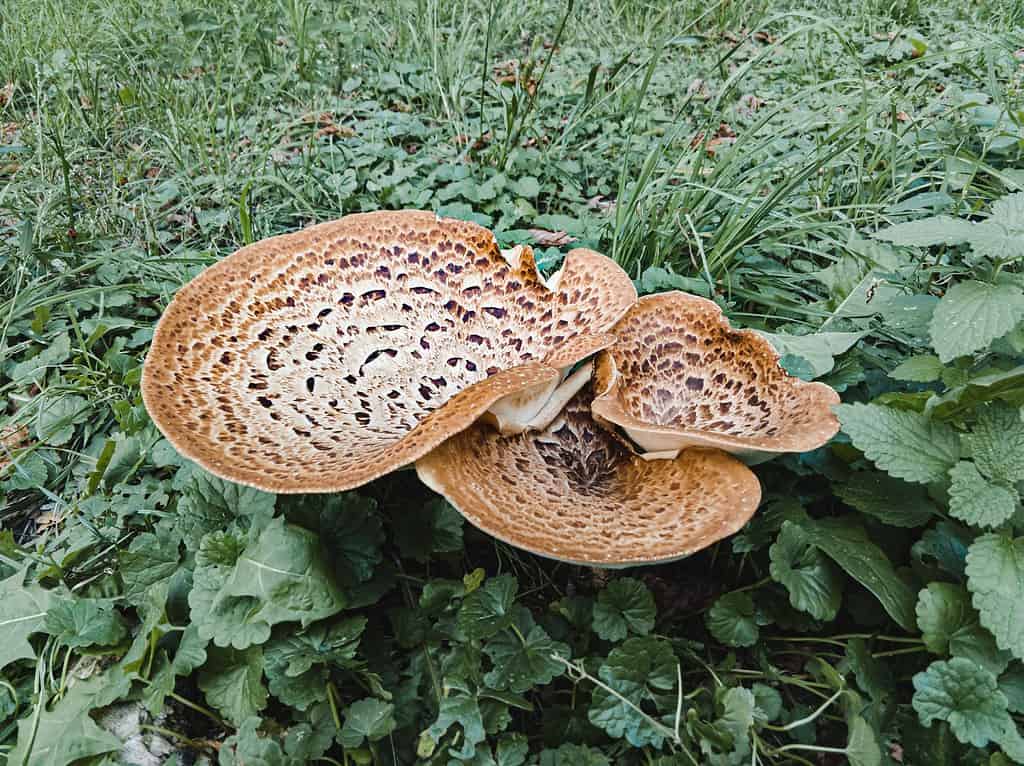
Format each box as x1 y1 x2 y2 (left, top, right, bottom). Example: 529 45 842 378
3 0 1024 762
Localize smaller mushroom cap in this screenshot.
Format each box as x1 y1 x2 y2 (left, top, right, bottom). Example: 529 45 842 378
592 292 840 463
416 379 761 567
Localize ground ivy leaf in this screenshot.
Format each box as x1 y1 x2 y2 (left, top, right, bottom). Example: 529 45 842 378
912 658 1011 748
0 568 51 671
948 461 1017 529
44 595 127 649
588 636 677 748
338 698 396 748
218 717 288 766
928 280 1024 362
264 617 366 710
319 494 384 585
912 521 972 580
483 625 569 693
836 403 961 484
539 744 610 766
834 471 938 528
732 499 809 553
223 516 346 629
176 471 275 550
458 574 517 640
8 675 122 766
707 592 759 647
592 577 656 642
1000 665 1024 714
198 645 268 726
427 691 486 759
966 533 1024 660
769 522 844 621
916 583 1011 677
964 403 1024 483
700 686 756 766
803 518 917 631
392 498 464 562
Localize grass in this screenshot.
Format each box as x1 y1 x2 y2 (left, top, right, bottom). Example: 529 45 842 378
3 0 1024 763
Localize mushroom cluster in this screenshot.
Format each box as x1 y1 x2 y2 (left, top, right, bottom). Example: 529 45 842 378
143 210 840 567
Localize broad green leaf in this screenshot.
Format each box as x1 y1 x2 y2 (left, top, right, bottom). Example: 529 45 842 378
700 686 756 766
948 461 1017 529
143 623 208 715
916 583 1011 677
539 744 610 766
36 394 88 446
189 531 270 649
176 471 275 550
751 683 783 722
836 403 960 484
770 522 844 621
912 658 1013 749
834 471 938 527
592 577 656 641
588 636 677 748
929 281 1024 362
732 499 809 553
458 574 517 640
890 354 944 383
0 569 52 671
223 517 346 629
873 216 977 248
761 330 864 378
804 518 918 631
846 716 882 766
964 403 1024 483
44 595 127 649
426 690 486 759
966 533 1024 660
912 521 972 580
10 333 71 383
483 625 569 693
926 366 1024 420
707 592 759 647
264 617 366 710
339 698 396 748
118 531 180 608
392 498 463 562
1000 665 1024 714
8 675 122 766
198 645 268 726
318 494 384 585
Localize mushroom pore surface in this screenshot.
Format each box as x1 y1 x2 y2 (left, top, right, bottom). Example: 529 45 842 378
142 210 635 493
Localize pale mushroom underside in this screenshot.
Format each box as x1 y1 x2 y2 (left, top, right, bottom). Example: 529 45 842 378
416 382 762 567
592 291 840 462
142 210 636 493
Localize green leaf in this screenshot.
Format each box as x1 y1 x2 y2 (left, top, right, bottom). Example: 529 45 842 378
707 592 759 647
1000 665 1024 714
966 533 1024 660
8 675 122 766
926 366 1024 420
44 595 127 649
392 498 463 561
264 617 365 710
873 216 977 248
964 403 1024 483
770 522 844 621
143 623 209 715
458 574 517 639
218 717 289 766
890 354 944 383
834 471 938 527
483 625 569 693
592 577 656 641
846 716 883 766
700 686 756 765
318 494 384 585
913 658 1014 749
948 461 1017 529
0 569 52 671
118 531 181 608
539 744 610 766
198 645 268 725
339 698 396 748
36 394 88 446
800 518 918 631
916 583 1011 677
588 636 677 748
223 517 346 628
836 403 961 484
761 330 864 378
189 519 346 649
10 332 71 383
176 471 275 551
929 281 1024 362
426 690 486 759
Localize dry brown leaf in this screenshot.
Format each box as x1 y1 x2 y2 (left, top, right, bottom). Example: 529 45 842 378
0 82 14 107
528 228 577 247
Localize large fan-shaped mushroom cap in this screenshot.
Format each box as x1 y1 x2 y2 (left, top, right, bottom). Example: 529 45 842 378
142 211 636 493
416 380 761 567
592 292 840 463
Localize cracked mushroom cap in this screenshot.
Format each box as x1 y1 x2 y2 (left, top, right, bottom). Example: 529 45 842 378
416 380 761 566
142 210 636 493
592 292 841 463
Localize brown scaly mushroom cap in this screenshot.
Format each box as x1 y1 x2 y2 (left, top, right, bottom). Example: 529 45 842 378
416 378 761 567
591 292 840 464
142 210 636 493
